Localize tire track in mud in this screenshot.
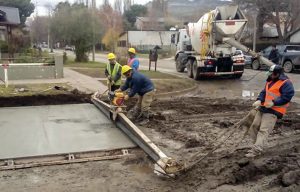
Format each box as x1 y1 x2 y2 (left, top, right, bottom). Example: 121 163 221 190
144 97 300 191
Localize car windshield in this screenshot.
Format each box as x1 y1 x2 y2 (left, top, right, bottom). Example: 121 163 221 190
286 46 300 52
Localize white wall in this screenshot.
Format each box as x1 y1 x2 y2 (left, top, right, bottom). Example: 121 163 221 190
290 30 300 43
128 31 177 47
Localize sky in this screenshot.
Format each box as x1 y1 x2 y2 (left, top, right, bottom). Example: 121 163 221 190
33 0 151 16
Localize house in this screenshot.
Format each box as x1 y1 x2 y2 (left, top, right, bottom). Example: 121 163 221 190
0 6 20 58
287 28 300 43
135 17 165 31
0 6 20 41
117 30 177 53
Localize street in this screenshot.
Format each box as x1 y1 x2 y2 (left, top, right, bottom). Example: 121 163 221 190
57 49 300 102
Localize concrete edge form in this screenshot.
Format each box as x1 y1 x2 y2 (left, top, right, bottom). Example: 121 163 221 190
91 96 184 174
0 148 136 171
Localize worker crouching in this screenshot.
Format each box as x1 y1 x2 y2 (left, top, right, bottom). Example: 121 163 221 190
244 65 294 158
105 53 122 91
116 65 155 121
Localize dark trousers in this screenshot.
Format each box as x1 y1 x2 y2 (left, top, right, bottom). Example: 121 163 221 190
110 84 120 92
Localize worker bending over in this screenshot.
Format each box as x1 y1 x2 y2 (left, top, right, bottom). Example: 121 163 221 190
105 53 122 91
127 48 140 71
117 65 155 120
245 65 294 158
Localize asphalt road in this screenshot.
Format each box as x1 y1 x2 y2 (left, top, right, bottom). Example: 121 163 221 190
55 49 300 102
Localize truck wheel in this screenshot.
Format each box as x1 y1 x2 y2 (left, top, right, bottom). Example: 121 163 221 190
176 57 185 72
251 59 260 70
187 60 193 78
283 61 293 73
233 74 243 79
192 60 201 80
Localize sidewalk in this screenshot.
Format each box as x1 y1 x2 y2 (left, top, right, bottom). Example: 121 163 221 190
0 68 107 94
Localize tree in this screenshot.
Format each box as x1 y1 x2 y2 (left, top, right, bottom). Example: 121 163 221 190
124 4 148 28
234 0 300 41
29 16 50 43
99 2 123 51
50 2 103 62
0 0 35 25
102 28 119 52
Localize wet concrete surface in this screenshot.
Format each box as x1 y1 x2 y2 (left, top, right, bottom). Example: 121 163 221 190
0 103 135 159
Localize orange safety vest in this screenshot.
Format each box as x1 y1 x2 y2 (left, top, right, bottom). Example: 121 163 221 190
262 79 289 115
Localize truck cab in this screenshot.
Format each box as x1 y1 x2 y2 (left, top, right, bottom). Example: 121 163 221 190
172 29 193 72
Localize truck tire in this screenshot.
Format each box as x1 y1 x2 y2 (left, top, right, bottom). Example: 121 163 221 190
175 57 185 72
192 60 201 80
251 59 260 70
187 59 193 78
233 73 243 79
283 61 293 73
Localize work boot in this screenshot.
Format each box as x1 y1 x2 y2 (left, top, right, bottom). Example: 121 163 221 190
127 106 141 120
245 148 261 158
137 111 149 119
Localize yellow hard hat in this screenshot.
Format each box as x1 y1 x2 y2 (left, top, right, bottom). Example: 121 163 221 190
122 65 132 75
107 53 116 60
128 48 136 54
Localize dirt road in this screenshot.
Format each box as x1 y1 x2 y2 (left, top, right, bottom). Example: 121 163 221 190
1 96 299 192
1 50 299 191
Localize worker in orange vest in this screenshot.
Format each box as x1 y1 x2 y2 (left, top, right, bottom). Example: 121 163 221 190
127 48 140 71
245 65 294 158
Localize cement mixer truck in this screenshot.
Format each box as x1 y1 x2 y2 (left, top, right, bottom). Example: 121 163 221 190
173 5 274 79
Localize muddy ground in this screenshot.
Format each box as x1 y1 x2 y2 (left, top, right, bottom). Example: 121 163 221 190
0 96 299 192
0 89 91 107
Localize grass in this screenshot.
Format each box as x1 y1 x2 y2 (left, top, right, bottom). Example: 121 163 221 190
72 68 178 79
64 60 106 68
99 79 195 94
0 83 72 97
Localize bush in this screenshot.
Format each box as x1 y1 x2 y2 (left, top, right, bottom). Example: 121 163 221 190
63 51 68 64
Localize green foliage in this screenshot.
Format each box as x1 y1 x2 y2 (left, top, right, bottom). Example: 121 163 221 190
50 2 103 62
0 0 35 25
0 40 8 52
63 51 68 64
124 4 148 28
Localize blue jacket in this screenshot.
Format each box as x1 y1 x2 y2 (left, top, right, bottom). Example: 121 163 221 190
268 49 280 64
121 71 154 97
128 57 140 71
257 74 294 118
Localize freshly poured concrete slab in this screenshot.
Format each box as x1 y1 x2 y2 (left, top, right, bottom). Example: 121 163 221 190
0 104 135 159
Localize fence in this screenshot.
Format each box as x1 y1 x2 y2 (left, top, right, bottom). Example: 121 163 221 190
0 55 63 87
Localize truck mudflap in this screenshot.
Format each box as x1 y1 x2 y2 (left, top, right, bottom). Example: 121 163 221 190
199 71 243 76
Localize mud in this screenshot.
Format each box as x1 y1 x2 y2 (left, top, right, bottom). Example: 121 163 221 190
0 96 300 191
0 89 92 107
141 97 300 191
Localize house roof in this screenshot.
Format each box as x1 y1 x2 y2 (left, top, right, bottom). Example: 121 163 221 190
0 6 20 25
136 17 165 22
285 27 300 39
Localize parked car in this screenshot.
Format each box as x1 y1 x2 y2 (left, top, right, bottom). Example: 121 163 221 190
233 50 252 67
65 45 75 51
251 45 300 73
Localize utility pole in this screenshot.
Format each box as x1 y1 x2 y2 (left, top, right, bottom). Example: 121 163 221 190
45 3 53 52
92 0 96 62
253 12 258 52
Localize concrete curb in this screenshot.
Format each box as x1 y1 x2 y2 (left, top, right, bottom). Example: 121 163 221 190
156 84 198 99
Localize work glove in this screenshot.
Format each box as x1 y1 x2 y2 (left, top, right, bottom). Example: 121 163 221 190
107 75 112 82
252 100 261 107
111 81 115 85
124 95 129 101
265 101 274 108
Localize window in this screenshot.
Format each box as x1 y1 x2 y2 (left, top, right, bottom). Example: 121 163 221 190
286 46 300 52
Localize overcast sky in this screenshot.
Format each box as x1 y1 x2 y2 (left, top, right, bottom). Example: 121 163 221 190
33 0 151 16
